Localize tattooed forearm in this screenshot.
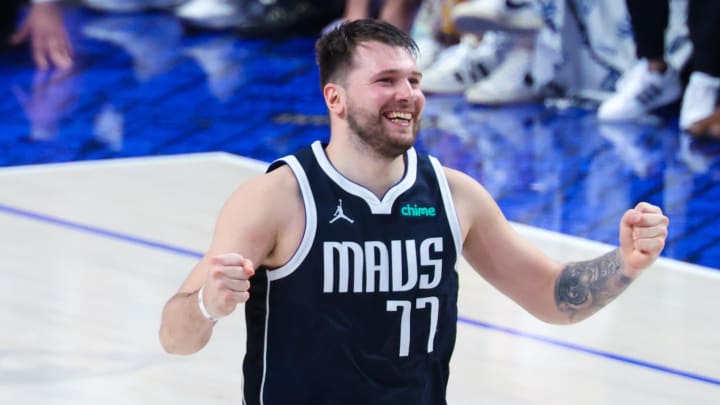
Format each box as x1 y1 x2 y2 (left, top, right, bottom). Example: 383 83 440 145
555 249 634 322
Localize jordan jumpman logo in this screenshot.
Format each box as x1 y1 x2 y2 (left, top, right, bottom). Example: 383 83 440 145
330 199 354 224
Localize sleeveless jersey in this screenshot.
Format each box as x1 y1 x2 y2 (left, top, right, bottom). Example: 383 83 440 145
243 141 463 405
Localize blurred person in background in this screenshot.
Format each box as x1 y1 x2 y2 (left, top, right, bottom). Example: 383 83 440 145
419 0 543 104
419 0 691 111
687 106 720 138
331 0 423 33
2 0 72 70
598 0 719 134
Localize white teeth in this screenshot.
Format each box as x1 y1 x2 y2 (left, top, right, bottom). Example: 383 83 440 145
386 111 412 120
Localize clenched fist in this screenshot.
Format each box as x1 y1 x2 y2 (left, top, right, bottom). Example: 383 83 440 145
200 253 255 320
619 202 669 277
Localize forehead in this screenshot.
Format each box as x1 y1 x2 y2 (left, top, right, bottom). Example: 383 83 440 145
350 41 418 76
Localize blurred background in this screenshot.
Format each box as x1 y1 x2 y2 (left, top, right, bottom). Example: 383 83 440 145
1 0 719 269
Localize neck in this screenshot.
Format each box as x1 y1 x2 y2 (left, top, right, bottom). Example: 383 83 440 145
325 134 408 198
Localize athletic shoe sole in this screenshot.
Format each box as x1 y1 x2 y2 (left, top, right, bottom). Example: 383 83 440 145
453 15 542 35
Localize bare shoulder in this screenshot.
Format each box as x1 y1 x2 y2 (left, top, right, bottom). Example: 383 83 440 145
176 165 303 292
213 164 304 268
244 164 300 200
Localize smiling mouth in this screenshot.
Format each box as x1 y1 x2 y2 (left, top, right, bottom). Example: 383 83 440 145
383 111 413 126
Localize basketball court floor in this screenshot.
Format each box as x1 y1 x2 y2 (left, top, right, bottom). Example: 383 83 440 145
1 5 719 404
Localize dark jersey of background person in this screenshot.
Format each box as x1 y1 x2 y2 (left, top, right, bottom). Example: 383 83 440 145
242 141 462 405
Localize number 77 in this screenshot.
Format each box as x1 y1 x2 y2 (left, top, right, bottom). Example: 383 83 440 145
386 296 439 357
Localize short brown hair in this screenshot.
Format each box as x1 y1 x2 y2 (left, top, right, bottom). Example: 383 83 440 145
315 19 418 89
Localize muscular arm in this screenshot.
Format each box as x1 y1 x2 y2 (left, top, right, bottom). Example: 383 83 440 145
447 168 667 324
159 288 217 354
159 166 302 354
555 249 633 322
554 201 667 322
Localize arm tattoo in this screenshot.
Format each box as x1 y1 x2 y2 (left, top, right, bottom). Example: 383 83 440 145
555 249 634 321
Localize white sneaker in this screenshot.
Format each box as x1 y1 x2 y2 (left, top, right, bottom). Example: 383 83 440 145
451 0 544 35
464 46 536 104
175 0 247 29
421 33 508 94
679 71 720 130
414 36 445 71
597 60 682 122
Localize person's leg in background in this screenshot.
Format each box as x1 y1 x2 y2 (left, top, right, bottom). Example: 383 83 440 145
438 0 542 105
681 0 720 136
323 0 419 34
341 0 373 20
597 0 682 122
379 0 422 32
412 0 465 70
334 0 422 31
418 0 515 96
626 0 669 72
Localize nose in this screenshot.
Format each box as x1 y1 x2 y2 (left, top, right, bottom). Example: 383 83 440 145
395 78 416 101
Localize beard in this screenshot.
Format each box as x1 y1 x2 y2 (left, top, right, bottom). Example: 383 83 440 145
346 99 420 159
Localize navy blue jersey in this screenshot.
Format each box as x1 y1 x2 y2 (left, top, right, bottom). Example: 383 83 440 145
243 141 463 405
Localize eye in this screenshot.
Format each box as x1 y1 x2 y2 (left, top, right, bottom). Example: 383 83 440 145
377 77 393 84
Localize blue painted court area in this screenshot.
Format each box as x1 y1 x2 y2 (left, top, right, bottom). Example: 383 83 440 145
1 7 719 269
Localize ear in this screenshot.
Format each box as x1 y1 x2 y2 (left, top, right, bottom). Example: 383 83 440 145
323 83 346 118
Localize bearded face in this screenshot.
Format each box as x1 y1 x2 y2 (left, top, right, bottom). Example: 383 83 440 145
346 95 421 159
338 42 425 159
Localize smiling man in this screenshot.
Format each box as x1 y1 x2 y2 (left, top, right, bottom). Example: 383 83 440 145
159 19 669 405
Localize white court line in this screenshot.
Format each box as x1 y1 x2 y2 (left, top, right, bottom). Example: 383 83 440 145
0 152 269 175
1 153 717 278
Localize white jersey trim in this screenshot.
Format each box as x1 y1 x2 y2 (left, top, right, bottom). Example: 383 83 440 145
260 281 271 405
429 156 463 260
266 155 317 281
310 141 417 215
260 154 317 404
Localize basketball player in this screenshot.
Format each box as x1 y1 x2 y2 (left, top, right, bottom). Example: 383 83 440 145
159 19 669 404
